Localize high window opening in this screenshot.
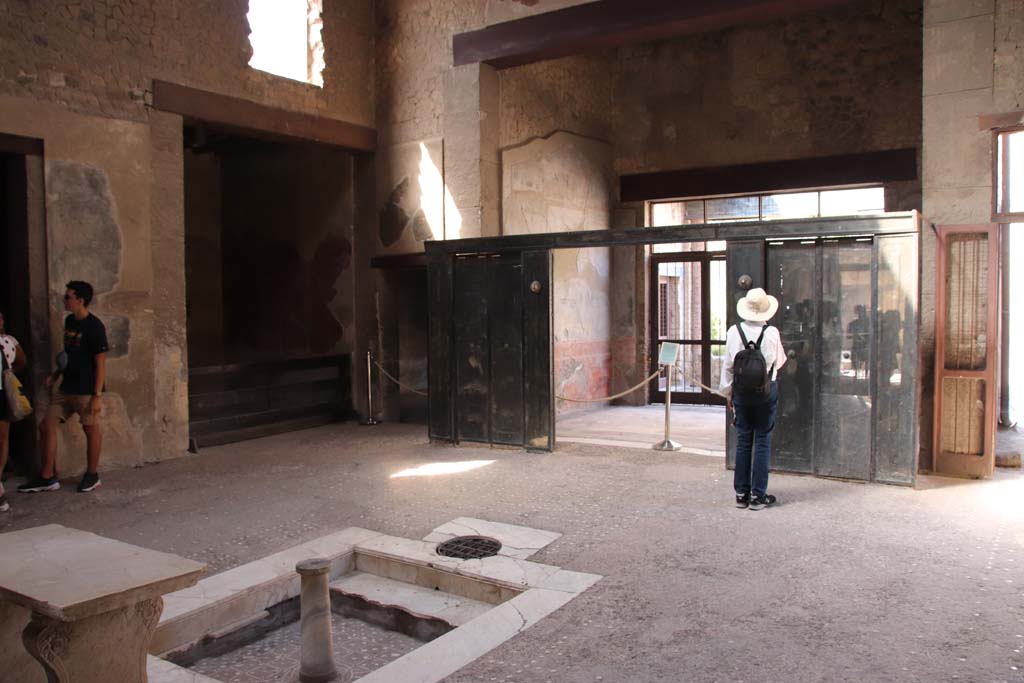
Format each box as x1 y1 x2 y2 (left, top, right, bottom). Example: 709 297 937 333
996 129 1024 219
247 0 325 87
648 186 884 253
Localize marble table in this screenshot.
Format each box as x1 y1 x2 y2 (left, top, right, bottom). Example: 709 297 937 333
0 524 205 683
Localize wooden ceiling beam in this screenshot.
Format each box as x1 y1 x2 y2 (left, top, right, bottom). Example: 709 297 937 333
453 0 858 69
620 149 919 203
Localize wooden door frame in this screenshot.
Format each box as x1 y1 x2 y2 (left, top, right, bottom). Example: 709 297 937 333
648 250 727 405
932 223 1000 478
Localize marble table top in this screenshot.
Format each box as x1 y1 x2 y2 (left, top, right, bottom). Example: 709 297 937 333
0 524 205 621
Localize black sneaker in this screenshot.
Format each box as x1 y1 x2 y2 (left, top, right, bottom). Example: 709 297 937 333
18 476 60 493
749 494 777 511
735 493 750 509
77 471 101 493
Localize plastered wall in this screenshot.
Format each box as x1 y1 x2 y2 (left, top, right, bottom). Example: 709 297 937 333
502 131 616 412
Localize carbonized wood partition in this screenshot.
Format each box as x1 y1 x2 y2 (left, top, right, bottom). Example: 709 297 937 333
426 213 921 465
933 224 1001 478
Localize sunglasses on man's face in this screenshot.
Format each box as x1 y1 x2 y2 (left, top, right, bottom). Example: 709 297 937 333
63 294 76 302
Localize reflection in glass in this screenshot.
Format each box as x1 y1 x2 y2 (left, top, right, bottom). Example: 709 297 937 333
706 196 759 222
820 239 872 393
657 262 701 340
653 241 706 254
874 234 919 484
819 187 885 216
651 200 706 226
767 242 816 473
762 192 818 220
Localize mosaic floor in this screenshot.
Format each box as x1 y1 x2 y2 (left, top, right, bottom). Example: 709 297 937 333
557 404 726 454
188 613 421 682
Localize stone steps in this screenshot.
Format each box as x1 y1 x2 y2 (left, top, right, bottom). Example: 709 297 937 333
329 571 491 628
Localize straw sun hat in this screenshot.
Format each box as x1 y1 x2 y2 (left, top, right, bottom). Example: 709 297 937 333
736 288 779 322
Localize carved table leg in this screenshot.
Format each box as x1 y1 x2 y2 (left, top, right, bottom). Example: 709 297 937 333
23 597 163 683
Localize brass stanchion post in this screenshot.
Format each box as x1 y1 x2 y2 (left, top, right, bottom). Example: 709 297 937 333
652 347 682 452
362 351 380 426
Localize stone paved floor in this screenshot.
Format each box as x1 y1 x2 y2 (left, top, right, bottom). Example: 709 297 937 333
557 404 726 453
2 422 1024 682
188 613 420 682
999 425 1024 456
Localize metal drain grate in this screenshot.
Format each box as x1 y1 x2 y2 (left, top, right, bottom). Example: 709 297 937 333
436 536 502 560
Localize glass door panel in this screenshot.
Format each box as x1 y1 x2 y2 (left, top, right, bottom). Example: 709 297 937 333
766 242 817 473
650 254 726 405
816 239 873 480
655 260 702 342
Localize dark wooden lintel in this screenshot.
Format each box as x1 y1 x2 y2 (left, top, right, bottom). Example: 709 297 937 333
152 80 376 152
425 212 920 255
0 132 43 156
620 149 918 203
454 0 857 69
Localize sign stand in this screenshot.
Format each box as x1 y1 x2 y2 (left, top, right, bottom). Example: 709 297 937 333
652 342 682 452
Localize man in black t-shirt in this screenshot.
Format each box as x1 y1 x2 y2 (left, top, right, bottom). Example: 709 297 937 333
19 281 109 494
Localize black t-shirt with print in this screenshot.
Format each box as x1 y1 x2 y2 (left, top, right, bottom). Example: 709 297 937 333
59 313 109 395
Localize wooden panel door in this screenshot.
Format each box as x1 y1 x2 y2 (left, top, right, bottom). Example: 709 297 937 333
933 224 1000 478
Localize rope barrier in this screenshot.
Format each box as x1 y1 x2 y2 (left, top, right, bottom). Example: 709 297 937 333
556 366 729 403
372 358 429 397
556 368 661 403
371 350 726 403
674 370 730 399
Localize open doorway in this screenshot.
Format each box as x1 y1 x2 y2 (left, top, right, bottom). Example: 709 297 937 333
0 142 48 479
996 130 1024 459
0 153 33 477
183 125 356 448
1001 225 1024 459
552 241 728 456
375 265 429 425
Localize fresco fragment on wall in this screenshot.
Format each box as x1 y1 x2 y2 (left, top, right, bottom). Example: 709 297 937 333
502 131 614 235
45 161 122 295
377 138 445 255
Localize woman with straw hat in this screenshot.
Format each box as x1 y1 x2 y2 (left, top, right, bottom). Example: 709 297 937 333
720 288 787 510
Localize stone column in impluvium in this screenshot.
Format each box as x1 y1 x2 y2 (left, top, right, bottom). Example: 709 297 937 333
296 558 340 683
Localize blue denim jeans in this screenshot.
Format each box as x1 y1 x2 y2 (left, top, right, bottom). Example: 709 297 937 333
733 381 779 498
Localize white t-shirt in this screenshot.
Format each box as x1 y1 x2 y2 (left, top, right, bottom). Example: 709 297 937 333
0 334 19 390
719 321 786 399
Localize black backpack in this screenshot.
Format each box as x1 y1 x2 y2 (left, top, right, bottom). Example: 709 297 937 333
733 324 771 399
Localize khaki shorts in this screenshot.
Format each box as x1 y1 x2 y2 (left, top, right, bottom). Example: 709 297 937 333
46 391 98 426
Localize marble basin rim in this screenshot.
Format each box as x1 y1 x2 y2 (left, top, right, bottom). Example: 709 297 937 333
150 522 601 683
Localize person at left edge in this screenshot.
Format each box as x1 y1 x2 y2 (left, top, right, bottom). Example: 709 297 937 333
19 281 108 494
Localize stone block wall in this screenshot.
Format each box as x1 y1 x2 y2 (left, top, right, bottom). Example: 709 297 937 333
0 96 184 472
0 0 373 472
0 0 374 126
